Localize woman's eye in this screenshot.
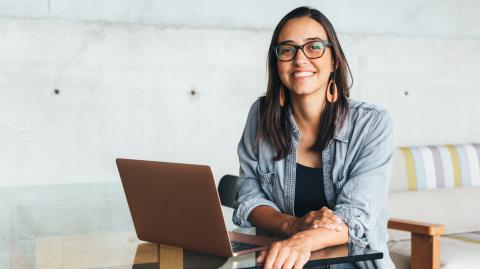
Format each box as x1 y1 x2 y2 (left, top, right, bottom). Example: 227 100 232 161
309 43 324 50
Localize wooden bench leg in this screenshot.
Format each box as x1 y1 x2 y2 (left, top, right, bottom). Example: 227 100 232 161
411 233 440 269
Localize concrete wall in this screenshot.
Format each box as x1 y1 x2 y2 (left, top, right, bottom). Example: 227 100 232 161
1 1 480 268
2 1 480 187
2 0 480 37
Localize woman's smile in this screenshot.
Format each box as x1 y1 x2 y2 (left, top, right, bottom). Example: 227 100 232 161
292 69 317 79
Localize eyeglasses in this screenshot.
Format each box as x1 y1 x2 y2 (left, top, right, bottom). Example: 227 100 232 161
273 40 332 61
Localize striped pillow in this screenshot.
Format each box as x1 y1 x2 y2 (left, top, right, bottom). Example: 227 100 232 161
393 144 480 191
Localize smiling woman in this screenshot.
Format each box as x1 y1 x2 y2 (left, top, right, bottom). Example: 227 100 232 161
233 6 395 269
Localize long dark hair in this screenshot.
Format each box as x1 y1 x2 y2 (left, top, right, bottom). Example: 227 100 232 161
258 6 352 160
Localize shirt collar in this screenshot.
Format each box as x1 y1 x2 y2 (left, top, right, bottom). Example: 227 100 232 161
287 104 349 143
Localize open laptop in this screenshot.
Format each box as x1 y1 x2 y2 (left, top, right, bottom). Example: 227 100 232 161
116 158 272 257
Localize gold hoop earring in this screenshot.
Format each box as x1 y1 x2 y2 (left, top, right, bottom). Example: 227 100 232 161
326 79 338 103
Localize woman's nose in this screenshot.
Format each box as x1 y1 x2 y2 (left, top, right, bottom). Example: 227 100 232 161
294 49 309 65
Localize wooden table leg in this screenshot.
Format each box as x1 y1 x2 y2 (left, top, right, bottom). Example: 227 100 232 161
159 244 183 269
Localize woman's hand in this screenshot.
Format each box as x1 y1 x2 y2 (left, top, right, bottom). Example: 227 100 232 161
284 207 344 236
256 233 313 269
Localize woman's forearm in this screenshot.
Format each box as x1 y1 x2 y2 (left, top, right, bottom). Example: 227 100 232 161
248 205 295 235
294 223 349 251
255 221 350 267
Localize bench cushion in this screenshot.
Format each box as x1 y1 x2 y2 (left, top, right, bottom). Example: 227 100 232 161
389 231 480 269
388 186 480 240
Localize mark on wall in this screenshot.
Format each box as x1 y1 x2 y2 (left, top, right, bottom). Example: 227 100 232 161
54 27 106 93
46 0 51 15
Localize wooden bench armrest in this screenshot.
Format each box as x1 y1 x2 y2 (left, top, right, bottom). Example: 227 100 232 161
388 218 445 236
388 218 445 269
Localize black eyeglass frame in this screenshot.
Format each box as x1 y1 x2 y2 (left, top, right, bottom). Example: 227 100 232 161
273 39 332 62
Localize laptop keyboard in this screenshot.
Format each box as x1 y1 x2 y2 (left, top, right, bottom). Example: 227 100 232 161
231 240 261 252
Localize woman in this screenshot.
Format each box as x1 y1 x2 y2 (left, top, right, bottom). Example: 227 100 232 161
232 6 394 269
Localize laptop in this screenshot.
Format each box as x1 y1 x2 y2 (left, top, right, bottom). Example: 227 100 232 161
116 158 273 257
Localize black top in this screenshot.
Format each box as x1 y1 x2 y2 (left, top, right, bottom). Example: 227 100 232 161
294 163 328 218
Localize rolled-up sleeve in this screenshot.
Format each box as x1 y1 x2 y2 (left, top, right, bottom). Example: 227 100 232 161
232 100 281 228
333 110 394 247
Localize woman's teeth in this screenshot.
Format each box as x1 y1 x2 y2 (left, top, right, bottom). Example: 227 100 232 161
294 72 314 78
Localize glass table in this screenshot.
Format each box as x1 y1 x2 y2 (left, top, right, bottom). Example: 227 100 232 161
13 232 382 268
1 181 382 268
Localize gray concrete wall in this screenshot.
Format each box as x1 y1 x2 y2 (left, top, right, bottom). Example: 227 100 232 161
2 1 480 186
2 0 480 37
1 1 480 268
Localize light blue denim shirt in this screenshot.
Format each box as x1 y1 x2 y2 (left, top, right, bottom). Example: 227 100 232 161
233 98 395 268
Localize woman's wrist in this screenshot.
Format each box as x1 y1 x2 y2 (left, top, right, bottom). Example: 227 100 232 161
281 215 298 236
290 230 316 252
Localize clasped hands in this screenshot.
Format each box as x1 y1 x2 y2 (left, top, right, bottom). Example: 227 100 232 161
257 207 344 269
284 206 344 237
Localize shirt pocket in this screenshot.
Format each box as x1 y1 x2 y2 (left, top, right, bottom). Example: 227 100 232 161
256 166 277 202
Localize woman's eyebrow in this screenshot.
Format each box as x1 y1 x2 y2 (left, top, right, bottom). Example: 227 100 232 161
278 37 322 45
278 39 295 45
